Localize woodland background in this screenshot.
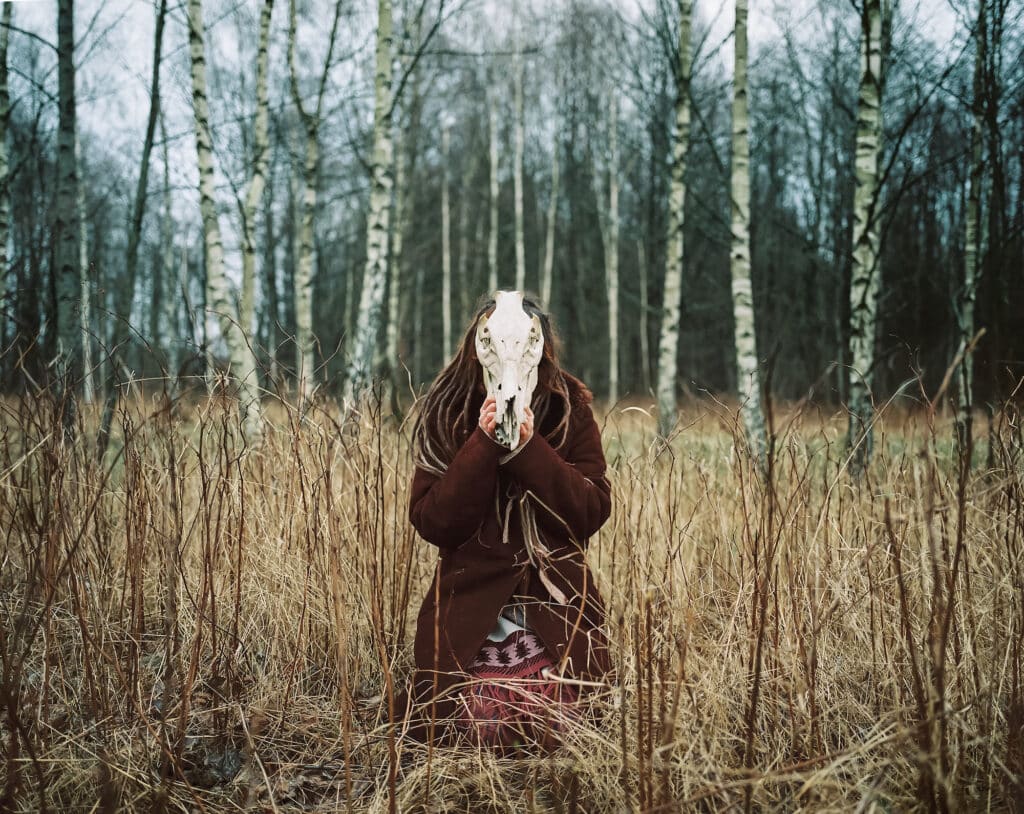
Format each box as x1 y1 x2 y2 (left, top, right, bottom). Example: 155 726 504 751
1 0 1021 421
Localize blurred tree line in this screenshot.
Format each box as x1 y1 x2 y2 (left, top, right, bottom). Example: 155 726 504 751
0 0 1021 422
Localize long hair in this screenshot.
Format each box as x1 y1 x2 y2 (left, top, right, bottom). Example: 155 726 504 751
413 293 572 475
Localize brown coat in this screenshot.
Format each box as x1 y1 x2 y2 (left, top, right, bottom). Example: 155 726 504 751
400 374 613 742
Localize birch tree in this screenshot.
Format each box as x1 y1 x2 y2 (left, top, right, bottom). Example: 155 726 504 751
385 10 425 393
159 111 179 393
238 0 273 387
288 0 343 407
441 117 452 358
729 0 766 459
487 83 499 293
957 0 986 456
343 0 393 405
188 0 262 442
55 0 82 432
541 125 559 308
513 43 526 291
594 92 620 404
656 0 692 437
76 132 93 404
846 0 885 473
1 4 12 357
98 0 167 455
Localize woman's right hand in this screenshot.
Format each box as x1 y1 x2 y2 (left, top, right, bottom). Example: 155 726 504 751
478 395 497 438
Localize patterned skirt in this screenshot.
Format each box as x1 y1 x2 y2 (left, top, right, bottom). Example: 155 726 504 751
454 629 580 752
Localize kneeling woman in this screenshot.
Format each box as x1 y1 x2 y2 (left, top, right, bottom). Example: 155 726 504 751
401 291 613 752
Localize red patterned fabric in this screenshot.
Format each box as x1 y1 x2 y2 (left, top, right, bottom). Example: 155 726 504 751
455 630 580 751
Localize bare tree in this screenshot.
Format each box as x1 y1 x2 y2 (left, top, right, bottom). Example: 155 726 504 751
656 0 692 437
487 79 499 293
846 0 887 473
958 0 986 456
55 0 82 433
97 0 168 455
289 0 344 407
729 0 766 459
343 0 393 405
188 0 262 442
594 91 620 404
513 26 526 291
0 3 8 331
441 116 452 357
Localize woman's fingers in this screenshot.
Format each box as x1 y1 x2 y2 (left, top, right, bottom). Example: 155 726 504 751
519 406 534 444
479 396 498 436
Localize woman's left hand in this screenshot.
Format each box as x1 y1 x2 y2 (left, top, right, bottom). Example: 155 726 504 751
519 406 534 446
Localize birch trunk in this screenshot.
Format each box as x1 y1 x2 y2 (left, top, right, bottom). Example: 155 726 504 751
729 0 767 461
188 0 262 442
240 0 273 363
607 93 620 405
958 0 985 457
441 120 452 358
76 131 94 404
457 159 473 322
288 0 342 407
846 0 885 473
56 0 82 432
656 0 692 437
541 127 559 308
593 93 620 405
343 0 393 406
0 3 9 343
638 239 650 393
513 49 526 292
98 0 167 454
385 120 406 377
160 110 180 391
488 87 499 293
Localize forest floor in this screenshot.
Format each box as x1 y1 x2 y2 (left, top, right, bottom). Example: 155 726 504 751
1 387 1022 812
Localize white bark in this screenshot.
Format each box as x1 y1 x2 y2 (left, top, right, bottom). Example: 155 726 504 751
289 0 342 407
846 0 885 472
343 0 393 406
385 120 406 375
188 0 262 442
160 111 178 391
541 127 559 308
608 93 620 405
487 87 499 294
656 0 692 437
240 0 273 356
442 120 452 358
56 0 81 429
729 0 766 461
0 3 9 339
593 92 620 405
76 131 93 404
638 239 650 393
513 47 526 291
958 0 985 456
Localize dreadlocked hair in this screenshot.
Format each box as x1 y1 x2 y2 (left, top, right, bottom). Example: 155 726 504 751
412 293 573 475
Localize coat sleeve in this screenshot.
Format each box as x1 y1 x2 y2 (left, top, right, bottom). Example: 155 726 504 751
408 425 502 548
500 402 611 544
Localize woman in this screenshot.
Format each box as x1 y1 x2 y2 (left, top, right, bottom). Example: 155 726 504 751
400 292 613 752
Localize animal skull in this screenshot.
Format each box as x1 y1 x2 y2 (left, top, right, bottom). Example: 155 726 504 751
475 291 544 450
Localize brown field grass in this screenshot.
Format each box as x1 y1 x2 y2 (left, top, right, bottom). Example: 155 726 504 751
1 383 1022 812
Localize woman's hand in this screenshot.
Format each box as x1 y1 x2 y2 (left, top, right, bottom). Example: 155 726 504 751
519 406 534 446
478 395 497 438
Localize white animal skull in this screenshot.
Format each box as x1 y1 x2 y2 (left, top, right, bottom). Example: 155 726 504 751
475 291 544 450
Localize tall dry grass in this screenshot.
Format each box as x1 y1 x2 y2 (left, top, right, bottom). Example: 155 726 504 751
1 380 1022 812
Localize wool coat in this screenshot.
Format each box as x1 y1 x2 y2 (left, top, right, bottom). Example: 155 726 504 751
399 374 613 743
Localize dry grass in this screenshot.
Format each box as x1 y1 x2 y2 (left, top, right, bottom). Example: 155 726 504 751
1 382 1022 812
